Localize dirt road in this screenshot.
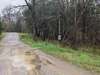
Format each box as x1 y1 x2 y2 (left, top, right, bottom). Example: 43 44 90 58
0 33 99 75
0 33 40 75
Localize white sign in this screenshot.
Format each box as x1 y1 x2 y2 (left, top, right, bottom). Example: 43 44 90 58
58 35 62 40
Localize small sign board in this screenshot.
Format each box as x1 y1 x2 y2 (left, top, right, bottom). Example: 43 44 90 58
58 35 62 41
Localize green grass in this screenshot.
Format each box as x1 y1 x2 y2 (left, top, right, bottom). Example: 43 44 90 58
20 33 100 73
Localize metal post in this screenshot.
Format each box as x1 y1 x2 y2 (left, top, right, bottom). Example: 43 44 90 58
58 15 62 41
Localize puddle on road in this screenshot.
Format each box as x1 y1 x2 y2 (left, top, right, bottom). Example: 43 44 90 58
11 51 41 75
1 47 64 75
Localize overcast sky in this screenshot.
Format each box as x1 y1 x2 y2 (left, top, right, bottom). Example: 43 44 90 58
0 0 26 14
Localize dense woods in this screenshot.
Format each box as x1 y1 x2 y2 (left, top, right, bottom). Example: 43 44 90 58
1 0 100 47
23 0 100 47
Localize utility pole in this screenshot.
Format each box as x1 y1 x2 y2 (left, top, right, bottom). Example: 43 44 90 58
58 15 62 41
73 0 77 46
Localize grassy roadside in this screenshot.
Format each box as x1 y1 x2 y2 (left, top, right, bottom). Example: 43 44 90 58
20 33 100 73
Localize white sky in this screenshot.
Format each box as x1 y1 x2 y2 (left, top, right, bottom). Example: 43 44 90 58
0 0 26 14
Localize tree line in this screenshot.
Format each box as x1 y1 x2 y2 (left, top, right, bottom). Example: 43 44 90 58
1 0 100 47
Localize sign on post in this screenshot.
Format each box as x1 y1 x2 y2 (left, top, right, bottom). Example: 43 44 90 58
58 34 62 41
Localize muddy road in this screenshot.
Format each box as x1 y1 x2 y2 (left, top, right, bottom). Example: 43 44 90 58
0 33 99 75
